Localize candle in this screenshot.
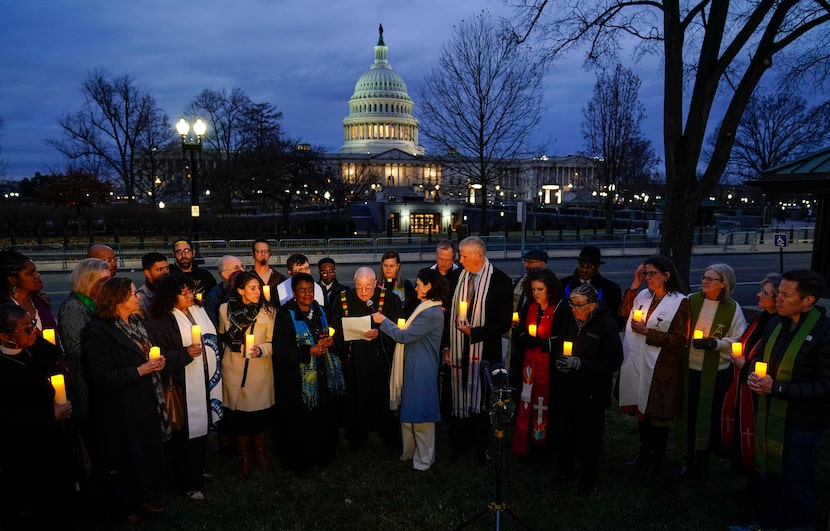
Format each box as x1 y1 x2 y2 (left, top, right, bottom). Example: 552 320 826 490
262 285 271 302
512 311 519 323
245 334 255 358
149 346 161 359
731 342 743 357
528 324 537 337
328 327 335 337
754 362 767 378
42 328 56 345
50 374 67 404
563 341 573 356
191 325 201 346
632 309 644 323
397 318 406 329
693 329 704 340
459 300 468 320
195 292 203 303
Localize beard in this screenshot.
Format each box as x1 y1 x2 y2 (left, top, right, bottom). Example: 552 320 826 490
258 258 269 266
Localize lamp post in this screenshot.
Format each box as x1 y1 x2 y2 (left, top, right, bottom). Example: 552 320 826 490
176 118 207 243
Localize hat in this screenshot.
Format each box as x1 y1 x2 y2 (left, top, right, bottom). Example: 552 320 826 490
576 245 605 264
522 250 549 262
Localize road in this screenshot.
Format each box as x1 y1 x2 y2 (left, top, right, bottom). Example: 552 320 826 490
38 251 812 313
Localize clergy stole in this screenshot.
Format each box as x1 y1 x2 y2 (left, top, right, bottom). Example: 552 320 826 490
756 308 821 475
721 316 762 467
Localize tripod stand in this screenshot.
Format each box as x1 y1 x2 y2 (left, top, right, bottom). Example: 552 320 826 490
454 387 532 531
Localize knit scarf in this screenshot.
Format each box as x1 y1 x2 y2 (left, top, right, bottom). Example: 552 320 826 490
756 308 821 475
449 259 495 418
389 299 442 410
225 298 260 352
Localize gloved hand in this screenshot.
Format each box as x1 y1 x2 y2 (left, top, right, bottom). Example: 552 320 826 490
518 333 543 349
555 355 581 373
540 337 553 353
692 338 718 351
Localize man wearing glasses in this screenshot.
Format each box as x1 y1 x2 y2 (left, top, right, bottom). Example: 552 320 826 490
251 239 286 291
87 243 118 277
561 245 623 329
170 239 217 295
275 254 325 307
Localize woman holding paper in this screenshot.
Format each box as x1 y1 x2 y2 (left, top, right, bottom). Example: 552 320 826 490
147 274 222 500
0 303 74 528
551 283 623 496
372 269 449 471
83 277 168 525
218 271 275 479
619 255 690 476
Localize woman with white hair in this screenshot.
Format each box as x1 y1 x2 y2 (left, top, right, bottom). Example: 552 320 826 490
681 263 747 480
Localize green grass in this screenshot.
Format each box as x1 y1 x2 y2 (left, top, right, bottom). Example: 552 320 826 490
77 410 830 530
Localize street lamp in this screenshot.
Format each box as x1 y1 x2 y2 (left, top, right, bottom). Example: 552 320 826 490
176 118 207 243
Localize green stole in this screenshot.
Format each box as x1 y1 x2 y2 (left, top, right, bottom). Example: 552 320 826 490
755 307 821 475
681 293 737 455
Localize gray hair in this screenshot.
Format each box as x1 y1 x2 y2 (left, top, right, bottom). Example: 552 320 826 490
570 282 598 303
217 255 242 274
354 266 377 282
436 239 455 254
68 258 110 296
704 263 736 301
760 272 783 297
0 303 29 334
459 236 487 256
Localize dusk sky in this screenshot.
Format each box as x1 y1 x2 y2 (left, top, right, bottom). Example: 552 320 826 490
0 0 666 180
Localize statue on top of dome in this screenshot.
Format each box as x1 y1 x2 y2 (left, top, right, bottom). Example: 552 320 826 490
378 23 384 45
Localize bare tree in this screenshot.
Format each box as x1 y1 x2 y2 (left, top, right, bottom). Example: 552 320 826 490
581 64 656 233
0 116 8 178
50 68 170 201
510 0 830 285
418 10 545 235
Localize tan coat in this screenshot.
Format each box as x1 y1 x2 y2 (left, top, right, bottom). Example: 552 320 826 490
219 302 275 412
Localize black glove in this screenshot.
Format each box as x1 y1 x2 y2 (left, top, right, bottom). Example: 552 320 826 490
555 355 581 373
518 333 543 349
540 338 552 353
692 338 718 351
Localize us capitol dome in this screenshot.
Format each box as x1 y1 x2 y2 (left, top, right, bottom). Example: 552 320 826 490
340 24 424 156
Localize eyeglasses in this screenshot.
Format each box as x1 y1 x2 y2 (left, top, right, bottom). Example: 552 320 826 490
355 286 375 292
568 300 593 310
253 249 270 254
578 262 598 270
644 270 662 277
320 269 336 275
103 257 119 263
701 276 723 283
295 287 315 295
12 319 37 335
174 248 193 255
179 289 194 296
759 291 776 298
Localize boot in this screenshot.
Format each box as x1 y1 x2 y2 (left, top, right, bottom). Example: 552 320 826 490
627 420 652 469
234 436 253 479
252 432 271 473
649 425 669 476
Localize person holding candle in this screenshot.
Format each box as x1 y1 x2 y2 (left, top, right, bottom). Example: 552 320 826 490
0 250 58 336
83 277 168 526
680 263 747 480
447 237 513 465
0 303 75 528
619 255 690 476
251 238 286 292
732 270 830 531
218 271 275 479
273 273 344 476
720 273 781 494
147 274 223 500
550 283 623 496
509 268 563 459
372 269 449 471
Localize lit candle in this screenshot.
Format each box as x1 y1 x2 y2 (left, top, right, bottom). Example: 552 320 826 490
149 346 161 359
328 327 335 337
459 300 468 320
42 328 56 345
755 361 767 378
731 343 743 357
195 292 203 303
632 309 644 323
245 334 255 358
262 285 271 302
512 311 519 323
191 325 201 346
563 341 573 356
528 324 537 337
397 318 406 329
50 374 67 404
693 329 704 340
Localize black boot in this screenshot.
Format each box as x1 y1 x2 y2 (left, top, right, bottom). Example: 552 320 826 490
627 420 652 470
649 425 669 476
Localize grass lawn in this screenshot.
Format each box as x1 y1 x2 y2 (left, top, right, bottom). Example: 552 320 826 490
77 409 829 530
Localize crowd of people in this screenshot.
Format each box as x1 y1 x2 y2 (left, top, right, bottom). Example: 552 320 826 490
0 237 828 530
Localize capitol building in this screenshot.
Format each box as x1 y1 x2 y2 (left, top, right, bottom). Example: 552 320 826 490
323 25 600 235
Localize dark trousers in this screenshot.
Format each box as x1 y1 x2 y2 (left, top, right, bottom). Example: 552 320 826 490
757 425 822 529
450 413 491 461
167 432 207 493
558 404 605 490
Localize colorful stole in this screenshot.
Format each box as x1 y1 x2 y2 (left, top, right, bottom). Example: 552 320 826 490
721 315 762 466
340 288 385 317
681 293 736 454
756 308 821 475
512 301 556 456
289 305 344 409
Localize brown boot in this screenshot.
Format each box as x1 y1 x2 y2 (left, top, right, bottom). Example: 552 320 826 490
252 432 272 473
234 436 252 479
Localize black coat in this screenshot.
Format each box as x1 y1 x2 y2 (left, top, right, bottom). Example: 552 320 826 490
465 266 514 365
561 271 624 329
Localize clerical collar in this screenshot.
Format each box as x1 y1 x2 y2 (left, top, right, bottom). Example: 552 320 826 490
0 344 23 355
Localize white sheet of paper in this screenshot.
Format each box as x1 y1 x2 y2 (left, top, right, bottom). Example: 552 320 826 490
341 316 372 341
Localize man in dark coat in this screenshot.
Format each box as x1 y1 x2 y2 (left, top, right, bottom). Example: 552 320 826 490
560 245 623 329
169 239 217 295
330 267 401 450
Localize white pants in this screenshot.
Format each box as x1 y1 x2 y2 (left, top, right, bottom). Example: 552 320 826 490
400 422 436 471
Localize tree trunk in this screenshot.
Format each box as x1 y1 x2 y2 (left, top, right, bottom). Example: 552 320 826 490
478 195 490 236
658 183 698 292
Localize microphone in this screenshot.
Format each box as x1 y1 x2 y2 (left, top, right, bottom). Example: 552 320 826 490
481 360 494 392
491 363 509 388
